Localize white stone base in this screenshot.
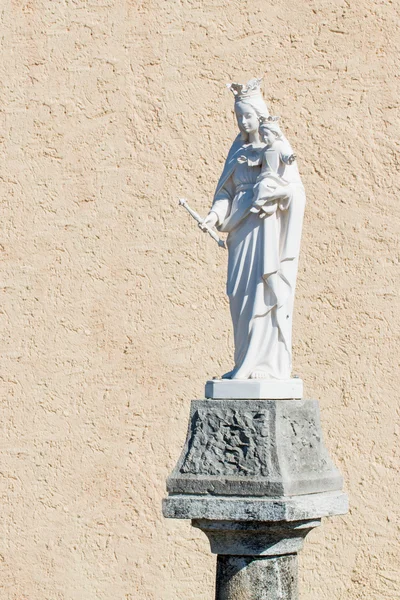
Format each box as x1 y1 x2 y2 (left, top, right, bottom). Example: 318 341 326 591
205 378 303 399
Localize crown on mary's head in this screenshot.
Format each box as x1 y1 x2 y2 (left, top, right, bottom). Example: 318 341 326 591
227 77 263 101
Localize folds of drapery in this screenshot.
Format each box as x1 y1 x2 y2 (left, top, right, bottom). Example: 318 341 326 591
222 183 305 380
208 135 306 380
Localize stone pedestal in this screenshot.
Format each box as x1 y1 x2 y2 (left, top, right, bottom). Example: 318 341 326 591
166 399 343 497
163 396 348 598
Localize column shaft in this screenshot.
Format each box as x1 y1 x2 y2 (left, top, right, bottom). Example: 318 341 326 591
215 554 298 600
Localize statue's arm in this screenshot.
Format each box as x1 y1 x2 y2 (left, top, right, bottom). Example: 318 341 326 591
279 138 296 165
281 152 297 165
210 175 235 227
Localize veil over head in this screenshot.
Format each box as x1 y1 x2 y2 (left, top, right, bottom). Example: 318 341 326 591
235 95 270 119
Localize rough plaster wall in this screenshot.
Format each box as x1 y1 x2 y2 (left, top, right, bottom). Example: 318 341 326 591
0 0 398 598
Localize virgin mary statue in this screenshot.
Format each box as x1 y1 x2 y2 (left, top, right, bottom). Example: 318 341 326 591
201 78 306 380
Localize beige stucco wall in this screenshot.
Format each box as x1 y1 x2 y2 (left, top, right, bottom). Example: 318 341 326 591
0 0 399 598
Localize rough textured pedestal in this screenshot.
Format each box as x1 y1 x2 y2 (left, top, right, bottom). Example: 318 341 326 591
167 399 343 497
163 397 347 599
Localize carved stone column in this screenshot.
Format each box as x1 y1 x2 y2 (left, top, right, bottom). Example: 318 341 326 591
163 397 347 599
196 519 318 600
215 554 298 600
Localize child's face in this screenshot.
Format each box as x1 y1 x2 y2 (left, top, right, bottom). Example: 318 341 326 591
260 126 276 147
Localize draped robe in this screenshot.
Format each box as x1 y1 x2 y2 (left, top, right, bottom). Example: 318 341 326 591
210 135 306 380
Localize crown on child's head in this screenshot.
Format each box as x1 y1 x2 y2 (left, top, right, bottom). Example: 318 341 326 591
259 116 283 139
227 77 263 101
259 115 280 124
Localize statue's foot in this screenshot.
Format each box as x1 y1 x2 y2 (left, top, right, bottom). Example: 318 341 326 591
250 370 271 379
221 370 235 379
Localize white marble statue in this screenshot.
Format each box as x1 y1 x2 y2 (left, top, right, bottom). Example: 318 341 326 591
201 78 306 380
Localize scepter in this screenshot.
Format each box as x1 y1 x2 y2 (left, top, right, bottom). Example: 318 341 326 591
178 199 226 249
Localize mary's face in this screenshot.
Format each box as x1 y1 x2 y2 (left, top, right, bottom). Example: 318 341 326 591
235 102 259 136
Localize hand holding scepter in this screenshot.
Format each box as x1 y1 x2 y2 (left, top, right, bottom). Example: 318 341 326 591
178 199 226 249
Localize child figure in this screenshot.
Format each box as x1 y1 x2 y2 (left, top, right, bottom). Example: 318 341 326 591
250 117 297 218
